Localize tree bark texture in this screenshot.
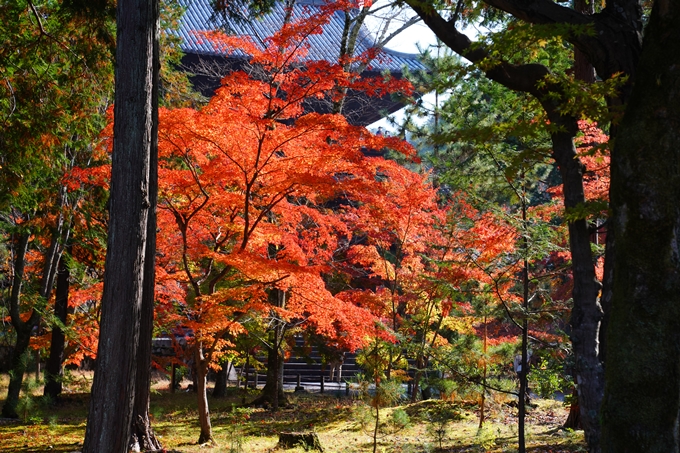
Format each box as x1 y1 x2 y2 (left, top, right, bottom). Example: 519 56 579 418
82 0 158 451
278 432 324 451
601 1 680 450
547 115 604 453
195 345 214 444
129 10 161 448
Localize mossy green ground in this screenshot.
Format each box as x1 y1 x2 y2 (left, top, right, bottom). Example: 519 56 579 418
0 372 585 453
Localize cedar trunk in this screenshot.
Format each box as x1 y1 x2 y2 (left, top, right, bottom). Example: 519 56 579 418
82 0 158 450
601 2 680 451
129 20 161 449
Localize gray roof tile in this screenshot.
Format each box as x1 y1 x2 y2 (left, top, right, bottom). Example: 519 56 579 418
176 0 426 73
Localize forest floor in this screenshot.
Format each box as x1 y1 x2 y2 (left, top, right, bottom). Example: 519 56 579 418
0 371 586 453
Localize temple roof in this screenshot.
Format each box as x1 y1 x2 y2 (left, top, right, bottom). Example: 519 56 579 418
176 0 427 74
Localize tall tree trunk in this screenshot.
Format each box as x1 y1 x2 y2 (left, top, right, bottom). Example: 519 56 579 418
44 247 72 402
82 0 158 450
601 2 680 450
396 7 608 448
129 19 161 448
518 186 529 453
543 109 604 453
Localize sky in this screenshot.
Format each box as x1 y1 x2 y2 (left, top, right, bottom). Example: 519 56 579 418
361 2 480 133
362 2 444 132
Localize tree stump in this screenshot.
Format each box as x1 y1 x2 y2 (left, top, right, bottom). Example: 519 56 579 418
278 432 324 451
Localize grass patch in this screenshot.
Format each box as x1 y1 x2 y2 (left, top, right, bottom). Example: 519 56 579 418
0 373 585 452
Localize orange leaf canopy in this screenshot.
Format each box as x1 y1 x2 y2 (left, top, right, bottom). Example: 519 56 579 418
156 15 418 353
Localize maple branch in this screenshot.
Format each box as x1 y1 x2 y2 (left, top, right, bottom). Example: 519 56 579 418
27 0 73 54
26 0 102 83
242 187 295 250
191 132 247 175
207 264 234 295
168 208 203 297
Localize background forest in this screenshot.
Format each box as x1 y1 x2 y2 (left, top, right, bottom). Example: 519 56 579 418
1 0 677 452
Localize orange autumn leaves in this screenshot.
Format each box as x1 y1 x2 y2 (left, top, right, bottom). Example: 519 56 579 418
51 4 613 370
154 24 419 355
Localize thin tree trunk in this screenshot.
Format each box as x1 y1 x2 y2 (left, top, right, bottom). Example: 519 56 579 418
479 313 487 429
518 181 529 453
3 225 62 418
44 247 71 402
372 402 379 453
196 344 214 445
82 0 158 449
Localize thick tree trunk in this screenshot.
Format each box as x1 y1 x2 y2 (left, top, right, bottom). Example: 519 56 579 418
44 249 71 402
250 340 287 408
82 0 158 450
129 31 161 450
573 0 595 84
601 3 680 451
